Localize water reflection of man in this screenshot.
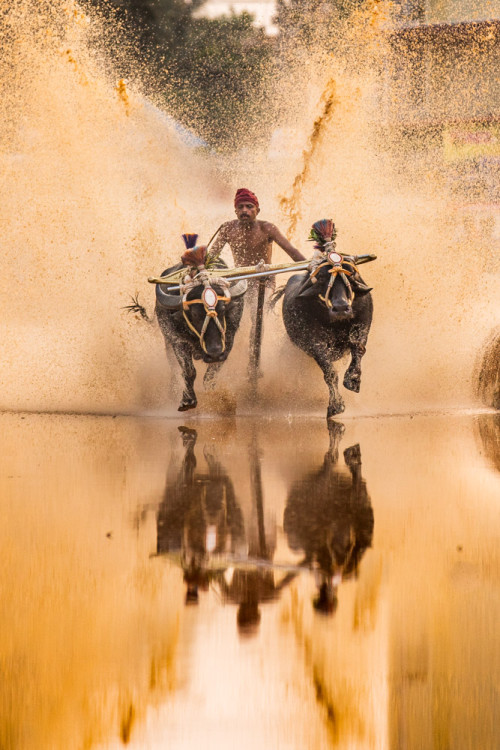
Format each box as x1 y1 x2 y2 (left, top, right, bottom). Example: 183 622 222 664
283 422 374 614
213 435 298 635
156 427 245 605
215 566 297 636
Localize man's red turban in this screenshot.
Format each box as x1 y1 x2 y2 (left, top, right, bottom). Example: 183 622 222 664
234 188 259 208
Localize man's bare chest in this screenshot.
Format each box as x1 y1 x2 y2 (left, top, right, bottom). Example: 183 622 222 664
228 226 271 259
229 228 270 250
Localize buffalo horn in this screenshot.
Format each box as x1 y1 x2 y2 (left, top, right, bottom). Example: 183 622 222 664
355 283 373 294
229 279 248 298
297 274 316 297
350 277 373 294
155 283 183 310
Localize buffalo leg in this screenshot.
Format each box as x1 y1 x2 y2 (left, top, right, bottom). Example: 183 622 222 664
343 325 368 393
325 420 345 463
170 342 198 411
203 362 223 391
311 347 345 418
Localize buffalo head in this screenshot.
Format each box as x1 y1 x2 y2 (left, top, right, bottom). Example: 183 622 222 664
297 265 353 321
297 254 372 322
156 278 247 363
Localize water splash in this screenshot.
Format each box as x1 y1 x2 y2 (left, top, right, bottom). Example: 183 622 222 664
279 77 338 237
0 0 497 419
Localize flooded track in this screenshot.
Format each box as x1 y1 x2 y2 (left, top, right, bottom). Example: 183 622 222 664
1 409 499 750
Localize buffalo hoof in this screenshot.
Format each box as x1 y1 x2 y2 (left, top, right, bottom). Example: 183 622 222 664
178 399 197 412
343 371 361 393
344 443 361 466
327 400 345 419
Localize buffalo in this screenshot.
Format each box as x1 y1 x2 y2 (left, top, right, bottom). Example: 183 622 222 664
283 421 374 614
128 257 247 411
272 220 374 418
156 426 246 603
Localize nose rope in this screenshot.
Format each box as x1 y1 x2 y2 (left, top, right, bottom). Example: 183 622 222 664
181 272 230 354
182 306 228 354
314 259 356 309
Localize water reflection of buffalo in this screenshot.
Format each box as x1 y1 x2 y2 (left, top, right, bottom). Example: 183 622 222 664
475 327 500 410
283 423 374 613
156 427 245 602
272 220 373 418
476 414 500 473
156 428 297 632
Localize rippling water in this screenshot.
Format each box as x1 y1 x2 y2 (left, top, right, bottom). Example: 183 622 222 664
2 411 498 749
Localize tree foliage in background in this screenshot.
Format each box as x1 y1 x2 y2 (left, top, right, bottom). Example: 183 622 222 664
274 0 366 53
81 0 368 150
171 12 274 150
81 0 274 150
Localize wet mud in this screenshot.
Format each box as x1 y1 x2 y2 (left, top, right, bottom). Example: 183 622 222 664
1 411 499 749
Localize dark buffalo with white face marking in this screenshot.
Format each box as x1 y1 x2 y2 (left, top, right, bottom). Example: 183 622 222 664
273 223 374 418
154 262 247 411
127 259 247 412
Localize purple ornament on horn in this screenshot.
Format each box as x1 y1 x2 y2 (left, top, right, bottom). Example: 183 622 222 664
182 233 199 250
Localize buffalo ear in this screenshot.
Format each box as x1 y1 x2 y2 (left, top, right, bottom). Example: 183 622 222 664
351 280 372 295
156 284 183 310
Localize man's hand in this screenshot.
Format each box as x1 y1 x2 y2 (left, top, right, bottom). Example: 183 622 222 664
255 259 271 272
206 223 229 263
308 248 325 273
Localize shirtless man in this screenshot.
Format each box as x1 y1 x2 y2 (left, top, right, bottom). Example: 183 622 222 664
207 188 306 378
207 188 305 268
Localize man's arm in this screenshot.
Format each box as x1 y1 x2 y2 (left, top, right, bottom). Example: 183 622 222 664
206 223 230 262
268 224 306 262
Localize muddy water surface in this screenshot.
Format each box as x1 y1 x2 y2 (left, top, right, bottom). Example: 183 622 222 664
2 411 499 749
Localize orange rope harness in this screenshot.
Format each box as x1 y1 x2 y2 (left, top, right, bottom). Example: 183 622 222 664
312 258 356 309
182 294 230 354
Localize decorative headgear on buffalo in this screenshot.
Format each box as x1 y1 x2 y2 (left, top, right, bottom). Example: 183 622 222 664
180 233 208 267
308 219 337 250
234 188 259 208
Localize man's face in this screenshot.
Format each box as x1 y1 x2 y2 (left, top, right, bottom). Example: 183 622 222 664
235 201 259 223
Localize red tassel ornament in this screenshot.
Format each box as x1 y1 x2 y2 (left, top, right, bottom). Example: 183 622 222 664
181 245 208 267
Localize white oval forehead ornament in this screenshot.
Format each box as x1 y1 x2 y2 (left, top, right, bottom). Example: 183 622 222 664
328 251 342 265
202 287 218 309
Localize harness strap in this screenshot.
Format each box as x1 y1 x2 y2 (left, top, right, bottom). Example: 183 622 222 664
317 264 355 308
183 295 230 309
182 304 227 354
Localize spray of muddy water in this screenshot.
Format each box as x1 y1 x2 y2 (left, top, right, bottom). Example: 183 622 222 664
0 0 498 417
0 0 231 413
